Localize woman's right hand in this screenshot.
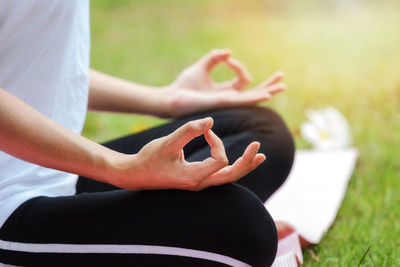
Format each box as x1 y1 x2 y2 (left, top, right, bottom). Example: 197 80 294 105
109 117 266 191
0 88 264 191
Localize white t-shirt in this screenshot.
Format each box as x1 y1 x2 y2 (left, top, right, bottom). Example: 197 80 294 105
0 0 90 228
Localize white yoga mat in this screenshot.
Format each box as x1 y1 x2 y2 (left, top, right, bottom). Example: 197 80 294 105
265 148 358 244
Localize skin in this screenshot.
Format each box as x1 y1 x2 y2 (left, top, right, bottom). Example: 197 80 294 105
275 221 313 248
0 49 286 191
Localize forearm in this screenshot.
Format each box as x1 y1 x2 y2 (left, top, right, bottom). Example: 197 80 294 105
0 88 127 185
88 69 173 117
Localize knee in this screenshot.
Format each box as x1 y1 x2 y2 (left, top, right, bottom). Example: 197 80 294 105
230 107 295 199
228 106 293 140
204 184 278 267
240 106 295 172
128 184 278 266
241 106 292 137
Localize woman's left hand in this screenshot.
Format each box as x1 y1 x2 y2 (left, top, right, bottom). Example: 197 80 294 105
166 49 286 117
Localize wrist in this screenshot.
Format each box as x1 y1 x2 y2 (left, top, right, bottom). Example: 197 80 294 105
158 85 181 118
98 150 135 188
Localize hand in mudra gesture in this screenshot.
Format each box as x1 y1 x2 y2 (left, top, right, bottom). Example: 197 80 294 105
166 49 286 117
111 50 284 190
112 117 265 191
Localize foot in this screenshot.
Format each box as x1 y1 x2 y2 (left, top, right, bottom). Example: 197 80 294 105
275 221 313 248
275 221 296 240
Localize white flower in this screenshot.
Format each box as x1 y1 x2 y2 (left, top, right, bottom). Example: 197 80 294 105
301 107 352 150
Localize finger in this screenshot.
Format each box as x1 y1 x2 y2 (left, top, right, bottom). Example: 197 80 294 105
199 49 231 72
247 153 266 172
244 83 286 102
204 130 228 163
218 83 286 108
249 83 286 101
228 142 261 177
222 58 252 90
185 130 229 180
216 78 239 91
259 71 284 88
167 117 213 149
186 156 228 183
195 142 263 189
197 149 264 190
268 82 287 95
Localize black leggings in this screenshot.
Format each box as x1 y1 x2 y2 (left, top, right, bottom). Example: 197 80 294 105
0 107 294 267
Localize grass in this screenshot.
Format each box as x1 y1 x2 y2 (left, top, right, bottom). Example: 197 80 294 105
86 0 400 265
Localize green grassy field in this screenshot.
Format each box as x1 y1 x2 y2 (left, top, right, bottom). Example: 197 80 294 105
86 0 400 265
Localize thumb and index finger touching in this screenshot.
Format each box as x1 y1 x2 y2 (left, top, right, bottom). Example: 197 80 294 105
167 117 214 150
199 49 252 90
199 49 288 95
166 117 229 178
165 117 267 189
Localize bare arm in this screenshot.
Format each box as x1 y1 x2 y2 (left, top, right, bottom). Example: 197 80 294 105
0 88 265 190
88 50 286 118
0 88 122 183
88 69 173 117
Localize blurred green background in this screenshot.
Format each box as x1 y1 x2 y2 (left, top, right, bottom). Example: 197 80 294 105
86 0 400 265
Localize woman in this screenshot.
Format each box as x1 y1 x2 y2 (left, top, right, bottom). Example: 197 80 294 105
0 1 294 266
